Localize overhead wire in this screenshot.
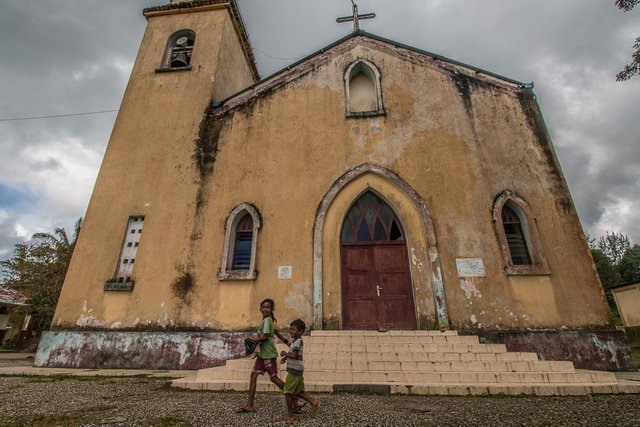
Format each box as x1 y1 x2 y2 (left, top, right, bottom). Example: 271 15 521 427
0 109 119 122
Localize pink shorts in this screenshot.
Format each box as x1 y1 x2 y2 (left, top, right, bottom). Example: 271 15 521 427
252 357 278 377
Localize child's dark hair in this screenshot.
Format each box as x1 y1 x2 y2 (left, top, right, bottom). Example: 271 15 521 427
260 298 276 323
290 319 306 333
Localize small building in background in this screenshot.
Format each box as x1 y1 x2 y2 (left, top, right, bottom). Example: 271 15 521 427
0 286 28 346
611 282 640 346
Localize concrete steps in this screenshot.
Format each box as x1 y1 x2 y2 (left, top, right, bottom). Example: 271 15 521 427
172 330 640 395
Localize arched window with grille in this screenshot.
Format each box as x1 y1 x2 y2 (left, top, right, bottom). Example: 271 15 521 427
493 192 549 275
159 29 195 70
344 59 384 117
232 213 253 270
219 204 260 280
341 191 404 243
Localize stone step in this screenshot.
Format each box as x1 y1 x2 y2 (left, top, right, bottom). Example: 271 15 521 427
310 330 459 336
305 343 508 354
307 335 477 345
195 364 602 384
308 351 539 362
173 330 636 396
173 378 640 396
221 358 571 374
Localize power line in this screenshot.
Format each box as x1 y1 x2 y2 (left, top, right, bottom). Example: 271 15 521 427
252 47 307 61
0 109 119 122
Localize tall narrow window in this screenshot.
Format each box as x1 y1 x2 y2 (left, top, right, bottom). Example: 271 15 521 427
219 204 261 280
493 192 549 275
344 59 384 116
232 214 253 270
105 216 143 291
501 205 531 265
160 30 195 70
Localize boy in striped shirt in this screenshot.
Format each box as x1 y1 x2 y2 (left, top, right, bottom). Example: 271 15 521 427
279 319 319 422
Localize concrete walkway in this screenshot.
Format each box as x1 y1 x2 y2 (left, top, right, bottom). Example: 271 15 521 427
0 352 192 378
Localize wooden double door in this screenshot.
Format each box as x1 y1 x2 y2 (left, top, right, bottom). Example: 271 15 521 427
340 191 417 330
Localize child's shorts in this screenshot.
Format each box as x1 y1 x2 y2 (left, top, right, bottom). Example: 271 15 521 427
252 357 278 377
283 372 305 395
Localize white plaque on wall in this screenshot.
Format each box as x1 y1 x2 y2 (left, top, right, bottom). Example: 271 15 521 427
456 258 486 277
277 266 292 280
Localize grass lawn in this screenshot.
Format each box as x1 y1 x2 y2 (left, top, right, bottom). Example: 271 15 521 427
633 347 640 367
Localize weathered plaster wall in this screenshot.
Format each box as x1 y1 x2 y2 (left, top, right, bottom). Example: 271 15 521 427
200 41 610 331
477 329 637 371
612 284 640 327
52 7 255 330
53 35 611 336
35 330 248 370
612 284 640 346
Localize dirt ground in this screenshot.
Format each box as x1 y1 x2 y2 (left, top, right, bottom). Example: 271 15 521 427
2 355 640 426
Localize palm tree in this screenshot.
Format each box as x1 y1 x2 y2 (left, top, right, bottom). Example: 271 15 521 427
1 218 82 335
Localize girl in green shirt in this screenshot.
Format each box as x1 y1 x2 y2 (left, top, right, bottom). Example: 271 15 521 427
237 298 289 413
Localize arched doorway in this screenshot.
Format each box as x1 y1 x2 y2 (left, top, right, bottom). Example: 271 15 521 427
340 191 417 330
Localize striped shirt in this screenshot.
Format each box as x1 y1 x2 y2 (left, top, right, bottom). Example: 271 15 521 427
286 337 304 375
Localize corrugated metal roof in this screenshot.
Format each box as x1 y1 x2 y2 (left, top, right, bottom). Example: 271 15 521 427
0 286 27 306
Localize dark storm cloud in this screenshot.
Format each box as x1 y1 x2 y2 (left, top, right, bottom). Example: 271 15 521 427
0 0 638 261
238 0 640 243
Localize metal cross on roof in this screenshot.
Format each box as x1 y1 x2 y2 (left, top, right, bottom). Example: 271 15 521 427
336 0 376 31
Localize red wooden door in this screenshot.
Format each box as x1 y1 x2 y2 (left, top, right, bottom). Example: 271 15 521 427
340 191 417 330
341 243 416 330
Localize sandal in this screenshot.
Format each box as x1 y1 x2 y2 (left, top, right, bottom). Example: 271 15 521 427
293 401 307 414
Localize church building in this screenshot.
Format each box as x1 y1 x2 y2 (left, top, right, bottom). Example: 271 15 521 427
36 0 635 371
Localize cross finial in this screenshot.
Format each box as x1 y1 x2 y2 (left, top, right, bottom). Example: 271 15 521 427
336 1 376 32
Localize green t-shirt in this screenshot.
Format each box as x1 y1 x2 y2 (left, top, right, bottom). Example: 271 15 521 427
257 316 277 359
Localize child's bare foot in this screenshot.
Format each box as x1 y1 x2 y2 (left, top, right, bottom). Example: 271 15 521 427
310 399 319 416
279 415 296 422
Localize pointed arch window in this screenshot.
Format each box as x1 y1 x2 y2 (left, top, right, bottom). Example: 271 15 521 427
158 29 195 71
341 191 404 243
344 59 385 117
232 214 253 269
501 205 531 265
493 192 549 275
219 204 261 280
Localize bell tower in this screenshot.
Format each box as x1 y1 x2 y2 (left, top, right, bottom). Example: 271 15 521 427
52 1 258 326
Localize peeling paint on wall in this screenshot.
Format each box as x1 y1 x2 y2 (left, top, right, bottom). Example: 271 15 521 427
35 330 251 370
591 335 620 364
410 247 423 271
460 278 482 299
285 282 313 321
192 319 212 329
472 329 637 371
76 301 106 328
158 302 169 328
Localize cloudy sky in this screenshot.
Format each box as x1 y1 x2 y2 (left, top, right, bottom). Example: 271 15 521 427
0 0 638 262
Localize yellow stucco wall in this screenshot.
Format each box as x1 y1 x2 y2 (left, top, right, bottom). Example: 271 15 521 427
53 24 611 332
613 284 640 327
53 6 255 329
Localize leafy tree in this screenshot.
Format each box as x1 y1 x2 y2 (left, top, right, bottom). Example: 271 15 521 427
590 247 623 326
618 244 640 283
596 231 630 264
616 0 640 80
591 248 620 288
0 218 82 335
